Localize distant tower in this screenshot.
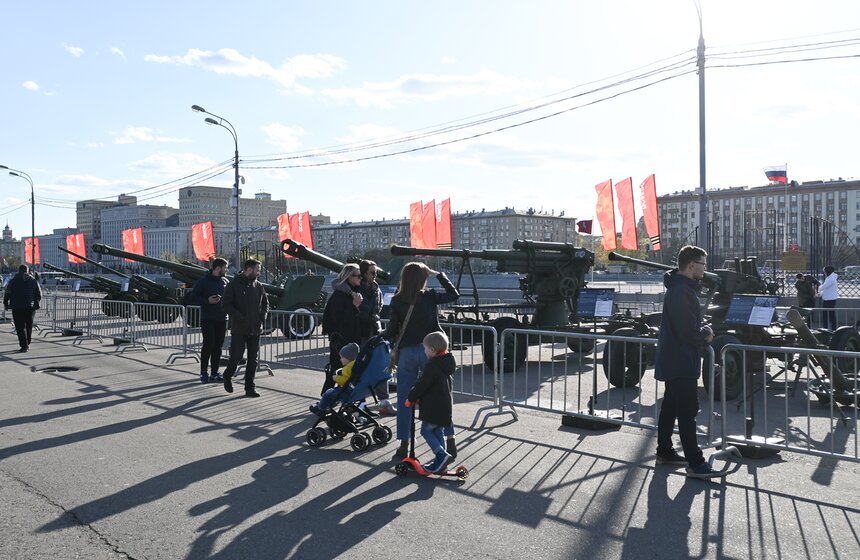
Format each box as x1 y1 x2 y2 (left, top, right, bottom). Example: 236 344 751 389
2 222 12 242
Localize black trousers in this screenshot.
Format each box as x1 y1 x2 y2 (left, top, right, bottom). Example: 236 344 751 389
657 377 705 466
12 309 34 349
200 320 227 374
822 299 837 330
223 333 260 392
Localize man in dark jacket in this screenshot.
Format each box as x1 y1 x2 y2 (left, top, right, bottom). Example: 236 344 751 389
3 265 42 352
191 257 229 383
221 259 269 397
654 246 717 478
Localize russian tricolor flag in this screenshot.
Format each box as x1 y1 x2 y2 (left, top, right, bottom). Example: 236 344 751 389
764 165 788 184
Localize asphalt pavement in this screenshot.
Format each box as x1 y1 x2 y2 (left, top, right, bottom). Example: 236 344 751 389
1 327 858 559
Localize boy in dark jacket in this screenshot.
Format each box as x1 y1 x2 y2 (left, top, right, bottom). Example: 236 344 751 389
654 246 716 478
191 257 229 383
4 265 42 352
405 331 456 473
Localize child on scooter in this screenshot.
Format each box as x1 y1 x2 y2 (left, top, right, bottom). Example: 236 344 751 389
404 331 456 473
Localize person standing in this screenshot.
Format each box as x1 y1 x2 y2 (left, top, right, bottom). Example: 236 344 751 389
383 262 459 458
221 259 269 398
3 265 42 353
817 265 839 330
191 257 229 384
321 264 365 394
654 245 718 479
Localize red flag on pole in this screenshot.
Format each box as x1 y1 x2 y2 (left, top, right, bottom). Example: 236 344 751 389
290 212 314 250
191 221 216 261
594 180 617 251
422 200 437 249
435 198 452 248
639 174 661 250
277 213 292 242
122 227 144 263
409 201 424 248
615 177 638 250
24 237 40 265
576 220 593 234
66 233 86 263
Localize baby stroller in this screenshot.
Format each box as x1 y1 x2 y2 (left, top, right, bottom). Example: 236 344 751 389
306 335 394 451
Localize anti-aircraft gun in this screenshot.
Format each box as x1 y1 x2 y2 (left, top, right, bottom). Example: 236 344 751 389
43 263 137 318
59 247 181 323
280 239 395 283
607 251 860 400
91 243 326 338
391 240 596 372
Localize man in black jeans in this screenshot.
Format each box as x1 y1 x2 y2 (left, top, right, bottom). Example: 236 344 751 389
4 265 42 353
654 245 718 478
221 259 269 398
191 257 229 383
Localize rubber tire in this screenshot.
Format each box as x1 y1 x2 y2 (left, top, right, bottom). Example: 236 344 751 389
702 334 744 401
455 466 469 480
382 425 393 442
601 327 646 388
371 426 389 445
306 428 324 447
483 317 528 373
567 337 596 355
828 326 860 374
395 462 410 476
286 307 316 339
329 426 346 439
350 433 369 452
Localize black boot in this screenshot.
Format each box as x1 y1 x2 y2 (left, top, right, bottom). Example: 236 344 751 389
446 437 457 459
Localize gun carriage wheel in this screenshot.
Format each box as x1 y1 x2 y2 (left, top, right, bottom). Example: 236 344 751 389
601 327 647 387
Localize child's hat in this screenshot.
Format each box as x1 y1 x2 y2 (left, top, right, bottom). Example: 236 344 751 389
339 342 360 361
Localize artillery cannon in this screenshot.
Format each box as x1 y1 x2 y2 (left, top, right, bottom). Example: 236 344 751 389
43 263 137 318
391 240 597 372
281 239 394 283
59 247 181 323
607 251 860 400
91 243 326 338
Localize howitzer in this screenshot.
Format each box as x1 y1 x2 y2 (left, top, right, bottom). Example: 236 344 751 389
43 262 136 318
59 246 181 323
281 239 393 283
91 243 326 338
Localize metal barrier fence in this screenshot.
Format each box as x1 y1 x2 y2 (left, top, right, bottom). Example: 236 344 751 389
718 343 858 462
131 302 198 363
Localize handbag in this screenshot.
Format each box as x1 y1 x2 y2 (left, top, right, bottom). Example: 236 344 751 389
386 304 415 373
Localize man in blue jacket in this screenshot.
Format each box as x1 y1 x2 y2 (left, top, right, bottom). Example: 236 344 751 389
191 258 229 383
3 265 42 353
654 246 717 478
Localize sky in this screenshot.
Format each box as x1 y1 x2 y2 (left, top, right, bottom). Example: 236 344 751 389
2 1 859 239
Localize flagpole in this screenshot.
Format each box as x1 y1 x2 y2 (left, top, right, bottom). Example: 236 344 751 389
591 215 595 283
783 162 788 253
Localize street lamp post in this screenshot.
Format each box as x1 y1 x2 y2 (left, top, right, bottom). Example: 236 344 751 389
694 1 709 257
191 104 241 271
0 165 35 266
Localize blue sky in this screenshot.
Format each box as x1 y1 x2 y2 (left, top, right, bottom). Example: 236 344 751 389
2 1 859 238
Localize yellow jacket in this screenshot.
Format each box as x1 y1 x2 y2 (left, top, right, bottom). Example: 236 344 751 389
334 360 355 386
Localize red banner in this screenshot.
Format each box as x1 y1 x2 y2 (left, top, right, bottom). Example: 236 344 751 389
24 237 40 265
191 221 216 262
422 200 437 249
409 201 424 248
435 198 452 248
615 177 638 250
639 174 661 250
66 233 86 263
122 227 144 263
576 220 592 234
277 213 292 242
290 211 314 250
594 180 617 251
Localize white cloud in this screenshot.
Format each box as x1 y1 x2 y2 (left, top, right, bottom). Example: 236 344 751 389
441 56 457 65
62 43 84 57
87 142 104 148
262 123 305 151
22 81 40 91
143 48 344 92
128 152 217 177
113 126 190 145
109 46 125 59
321 69 553 108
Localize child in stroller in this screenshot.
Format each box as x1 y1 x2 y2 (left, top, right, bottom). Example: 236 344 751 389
306 335 394 451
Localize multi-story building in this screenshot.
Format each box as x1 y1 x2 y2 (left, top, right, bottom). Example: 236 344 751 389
36 227 80 269
100 204 178 265
178 186 286 230
311 207 579 264
0 223 23 270
76 194 137 243
658 178 860 267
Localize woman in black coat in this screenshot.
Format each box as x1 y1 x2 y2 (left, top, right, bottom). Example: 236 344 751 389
321 263 363 393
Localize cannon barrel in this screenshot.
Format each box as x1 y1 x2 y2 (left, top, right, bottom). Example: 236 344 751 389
281 239 391 282
43 263 122 291
511 239 592 257
608 251 721 285
59 246 130 278
391 244 586 262
91 243 285 296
